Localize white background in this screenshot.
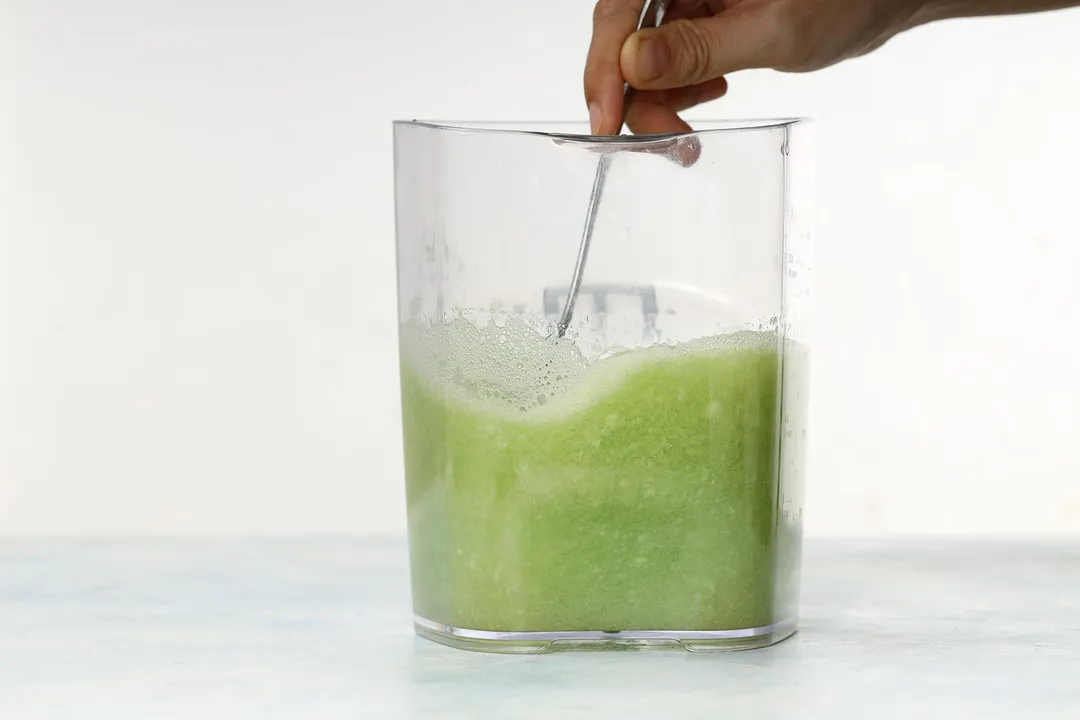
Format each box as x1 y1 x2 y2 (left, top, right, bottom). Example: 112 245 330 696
2 0 1078 536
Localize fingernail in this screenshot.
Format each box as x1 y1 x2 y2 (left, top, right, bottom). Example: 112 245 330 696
635 37 669 82
588 102 603 135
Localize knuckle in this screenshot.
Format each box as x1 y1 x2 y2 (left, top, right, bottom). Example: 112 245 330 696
667 19 713 84
592 0 623 26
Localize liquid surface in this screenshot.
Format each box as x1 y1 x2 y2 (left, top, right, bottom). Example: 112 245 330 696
400 316 786 632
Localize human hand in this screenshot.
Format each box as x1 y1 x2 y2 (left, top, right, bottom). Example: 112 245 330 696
584 0 927 135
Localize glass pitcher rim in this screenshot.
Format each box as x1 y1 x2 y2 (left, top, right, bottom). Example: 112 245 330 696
393 118 809 144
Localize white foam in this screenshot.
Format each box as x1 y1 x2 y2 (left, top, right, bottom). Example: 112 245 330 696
400 312 778 420
399 313 588 414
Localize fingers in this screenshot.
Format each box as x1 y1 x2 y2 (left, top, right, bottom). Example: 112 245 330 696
621 76 727 167
625 102 692 137
662 0 714 22
623 76 729 135
623 105 702 166
584 0 645 135
621 10 780 90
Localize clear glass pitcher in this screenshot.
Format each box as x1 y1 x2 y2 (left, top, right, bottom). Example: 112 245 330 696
393 120 812 653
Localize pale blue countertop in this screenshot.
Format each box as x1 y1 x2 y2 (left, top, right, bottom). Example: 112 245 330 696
0 538 1077 719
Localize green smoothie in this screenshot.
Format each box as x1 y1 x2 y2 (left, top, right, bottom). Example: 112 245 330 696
400 315 788 633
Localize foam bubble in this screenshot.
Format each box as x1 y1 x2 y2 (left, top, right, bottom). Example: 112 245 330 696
400 312 779 418
400 313 588 414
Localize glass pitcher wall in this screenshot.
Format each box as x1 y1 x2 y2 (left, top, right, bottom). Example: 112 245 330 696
393 120 812 653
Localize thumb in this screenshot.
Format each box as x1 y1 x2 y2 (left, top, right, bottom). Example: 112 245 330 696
621 13 779 90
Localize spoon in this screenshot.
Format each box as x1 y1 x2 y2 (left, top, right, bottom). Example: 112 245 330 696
555 0 671 338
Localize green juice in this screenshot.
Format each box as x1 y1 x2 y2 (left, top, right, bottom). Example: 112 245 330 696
400 316 793 635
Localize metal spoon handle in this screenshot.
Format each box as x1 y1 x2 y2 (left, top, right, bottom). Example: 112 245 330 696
556 0 670 337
